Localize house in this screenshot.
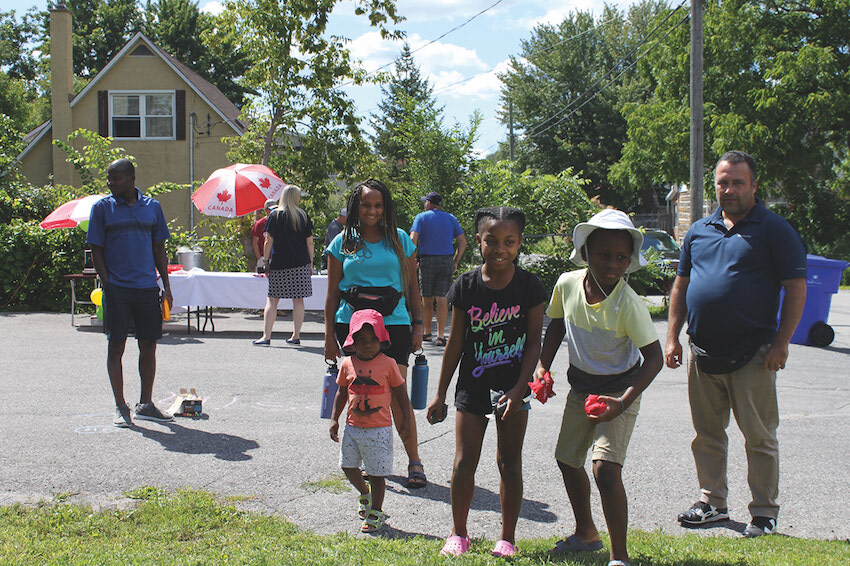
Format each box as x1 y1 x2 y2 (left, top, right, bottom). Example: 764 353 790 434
16 3 247 229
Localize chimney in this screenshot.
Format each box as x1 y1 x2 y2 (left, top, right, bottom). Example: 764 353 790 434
50 2 73 185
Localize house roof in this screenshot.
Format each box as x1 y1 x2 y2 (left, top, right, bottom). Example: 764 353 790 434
18 32 246 161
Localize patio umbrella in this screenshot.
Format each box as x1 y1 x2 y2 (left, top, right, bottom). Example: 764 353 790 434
40 194 107 230
191 163 286 217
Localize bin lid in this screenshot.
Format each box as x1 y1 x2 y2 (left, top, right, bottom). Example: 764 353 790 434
806 254 849 270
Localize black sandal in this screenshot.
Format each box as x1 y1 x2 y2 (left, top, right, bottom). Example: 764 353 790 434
406 461 427 489
435 337 447 347
422 334 432 342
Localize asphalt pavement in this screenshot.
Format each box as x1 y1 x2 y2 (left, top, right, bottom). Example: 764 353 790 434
2 292 849 543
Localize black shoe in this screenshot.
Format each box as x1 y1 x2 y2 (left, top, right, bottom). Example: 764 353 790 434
743 516 776 537
134 402 174 423
678 501 729 525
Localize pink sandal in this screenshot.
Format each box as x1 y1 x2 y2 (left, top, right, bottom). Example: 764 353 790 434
492 539 516 557
440 534 471 556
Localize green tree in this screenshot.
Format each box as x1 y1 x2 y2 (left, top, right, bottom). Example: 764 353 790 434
612 0 850 256
371 43 438 170
216 0 403 222
143 0 252 106
0 9 48 133
499 1 669 210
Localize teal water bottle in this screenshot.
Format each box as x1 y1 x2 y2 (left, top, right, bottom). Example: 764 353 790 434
320 362 339 419
411 353 429 410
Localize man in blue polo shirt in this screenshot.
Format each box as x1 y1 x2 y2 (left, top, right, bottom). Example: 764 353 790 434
665 151 807 538
410 192 466 346
88 159 174 428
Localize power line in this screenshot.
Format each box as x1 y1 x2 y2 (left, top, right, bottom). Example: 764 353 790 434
528 11 689 140
522 0 688 139
349 0 506 86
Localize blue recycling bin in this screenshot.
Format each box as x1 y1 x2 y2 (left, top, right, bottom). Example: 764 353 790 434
786 254 849 347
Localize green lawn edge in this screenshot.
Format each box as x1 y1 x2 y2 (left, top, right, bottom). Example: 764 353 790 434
1 489 848 565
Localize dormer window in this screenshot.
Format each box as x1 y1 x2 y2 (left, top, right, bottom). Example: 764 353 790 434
110 91 175 139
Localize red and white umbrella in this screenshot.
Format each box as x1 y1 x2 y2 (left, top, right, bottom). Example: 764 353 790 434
40 194 107 230
191 163 286 217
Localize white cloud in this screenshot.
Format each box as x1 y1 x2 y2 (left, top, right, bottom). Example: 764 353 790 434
200 1 225 16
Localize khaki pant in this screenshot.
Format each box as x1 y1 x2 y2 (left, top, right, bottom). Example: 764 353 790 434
688 344 779 519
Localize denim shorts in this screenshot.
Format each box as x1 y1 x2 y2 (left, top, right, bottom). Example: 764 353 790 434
103 282 162 342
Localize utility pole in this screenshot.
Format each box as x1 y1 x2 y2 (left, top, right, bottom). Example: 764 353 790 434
689 0 704 223
508 98 515 162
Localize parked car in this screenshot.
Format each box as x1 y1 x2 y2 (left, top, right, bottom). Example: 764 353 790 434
641 229 681 294
641 229 681 271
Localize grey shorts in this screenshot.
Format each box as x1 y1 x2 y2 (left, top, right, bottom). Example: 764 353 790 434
339 424 393 477
418 255 453 297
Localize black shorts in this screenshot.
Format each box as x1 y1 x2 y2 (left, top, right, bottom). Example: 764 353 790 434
418 255 454 297
335 323 412 367
104 282 162 342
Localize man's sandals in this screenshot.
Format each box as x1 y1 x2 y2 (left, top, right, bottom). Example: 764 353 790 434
406 461 427 489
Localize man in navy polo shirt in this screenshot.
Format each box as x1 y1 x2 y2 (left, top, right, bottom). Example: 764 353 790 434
665 151 807 538
410 192 466 346
88 159 174 428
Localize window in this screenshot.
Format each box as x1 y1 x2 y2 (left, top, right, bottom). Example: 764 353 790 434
110 92 175 139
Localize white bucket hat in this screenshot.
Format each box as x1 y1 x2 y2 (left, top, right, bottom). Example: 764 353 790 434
569 209 647 273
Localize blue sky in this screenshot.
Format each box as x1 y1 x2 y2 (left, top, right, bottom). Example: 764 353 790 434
8 0 643 155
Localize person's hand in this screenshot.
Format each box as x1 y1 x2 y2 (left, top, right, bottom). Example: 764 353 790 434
426 394 447 424
324 336 340 361
411 330 423 352
587 395 624 423
665 338 683 369
329 421 340 442
764 342 789 372
499 387 525 421
162 288 173 307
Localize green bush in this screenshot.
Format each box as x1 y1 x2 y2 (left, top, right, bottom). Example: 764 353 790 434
0 219 87 311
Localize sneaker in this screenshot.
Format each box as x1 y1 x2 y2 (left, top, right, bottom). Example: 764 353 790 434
134 402 174 423
678 501 729 525
113 404 133 427
743 516 776 538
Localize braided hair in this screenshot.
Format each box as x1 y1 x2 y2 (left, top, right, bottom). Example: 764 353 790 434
340 178 411 298
474 206 526 234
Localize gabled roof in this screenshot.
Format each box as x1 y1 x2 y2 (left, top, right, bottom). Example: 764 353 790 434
18 32 246 161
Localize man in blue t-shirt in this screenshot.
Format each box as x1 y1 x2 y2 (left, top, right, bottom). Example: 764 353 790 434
410 192 466 346
665 151 807 538
87 159 174 428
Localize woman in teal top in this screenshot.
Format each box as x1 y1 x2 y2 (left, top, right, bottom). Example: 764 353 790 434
324 178 427 488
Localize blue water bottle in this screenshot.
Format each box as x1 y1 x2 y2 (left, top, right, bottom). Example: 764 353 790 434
320 362 339 419
411 353 429 410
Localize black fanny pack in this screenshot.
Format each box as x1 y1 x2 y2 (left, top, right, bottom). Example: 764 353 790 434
341 286 402 316
689 340 765 374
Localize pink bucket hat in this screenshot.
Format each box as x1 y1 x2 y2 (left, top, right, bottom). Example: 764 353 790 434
342 309 392 354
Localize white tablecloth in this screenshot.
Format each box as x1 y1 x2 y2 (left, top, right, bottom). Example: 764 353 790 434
165 270 327 310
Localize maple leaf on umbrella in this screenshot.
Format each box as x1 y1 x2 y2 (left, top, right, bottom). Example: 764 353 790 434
259 178 271 189
216 189 231 202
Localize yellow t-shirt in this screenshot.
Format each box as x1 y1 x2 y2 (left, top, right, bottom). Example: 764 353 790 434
547 269 657 376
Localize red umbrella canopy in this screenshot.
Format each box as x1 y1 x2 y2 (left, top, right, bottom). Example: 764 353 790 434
192 163 286 217
40 194 108 230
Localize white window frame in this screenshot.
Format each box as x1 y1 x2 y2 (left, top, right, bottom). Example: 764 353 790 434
109 90 176 140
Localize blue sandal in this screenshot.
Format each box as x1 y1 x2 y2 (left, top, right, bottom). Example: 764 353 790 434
406 462 427 489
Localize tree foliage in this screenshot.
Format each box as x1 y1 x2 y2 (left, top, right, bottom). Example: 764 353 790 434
217 0 403 227
371 43 439 169
498 0 670 210
613 0 850 257
0 9 48 133
143 0 252 106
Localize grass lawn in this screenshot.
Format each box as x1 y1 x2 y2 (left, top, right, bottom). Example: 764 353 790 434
1 489 848 565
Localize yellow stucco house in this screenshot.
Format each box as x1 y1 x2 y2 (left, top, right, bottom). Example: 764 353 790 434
17 3 247 229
